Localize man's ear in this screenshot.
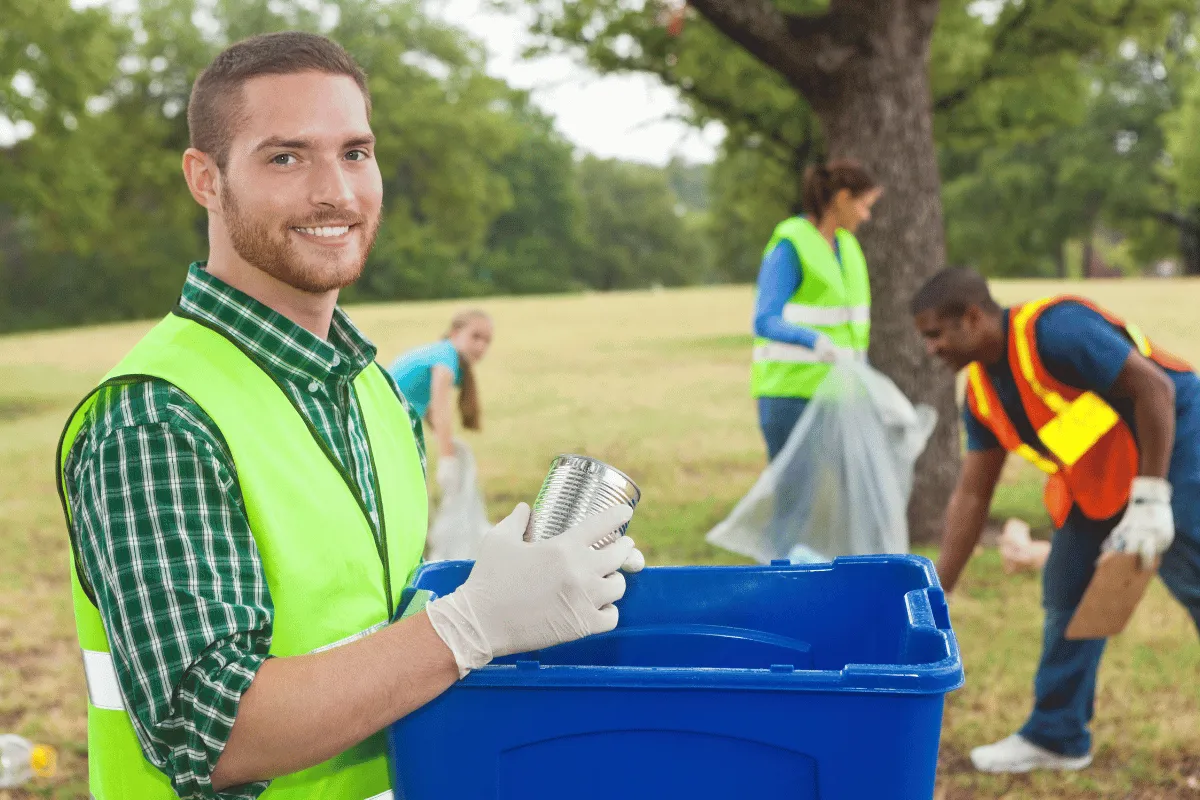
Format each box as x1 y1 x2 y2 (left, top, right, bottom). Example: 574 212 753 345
962 303 983 329
182 148 221 213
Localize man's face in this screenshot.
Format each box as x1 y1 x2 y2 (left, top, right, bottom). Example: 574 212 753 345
914 307 985 371
216 72 382 294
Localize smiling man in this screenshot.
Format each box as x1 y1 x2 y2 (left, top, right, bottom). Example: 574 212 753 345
57 32 641 800
911 266 1200 775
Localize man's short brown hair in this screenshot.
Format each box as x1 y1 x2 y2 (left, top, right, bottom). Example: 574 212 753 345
187 31 371 169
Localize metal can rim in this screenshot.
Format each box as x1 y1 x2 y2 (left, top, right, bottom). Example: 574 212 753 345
549 454 641 504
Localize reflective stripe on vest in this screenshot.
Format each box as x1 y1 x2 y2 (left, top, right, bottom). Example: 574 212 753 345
1012 298 1121 466
966 363 1059 474
965 296 1193 526
753 341 859 363
782 303 870 327
752 217 871 399
81 650 124 711
58 312 427 800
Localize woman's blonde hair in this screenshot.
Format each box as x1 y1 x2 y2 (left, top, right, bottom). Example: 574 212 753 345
446 309 490 430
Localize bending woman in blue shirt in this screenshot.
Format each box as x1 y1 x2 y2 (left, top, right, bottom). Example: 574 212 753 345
753 160 882 460
390 309 494 490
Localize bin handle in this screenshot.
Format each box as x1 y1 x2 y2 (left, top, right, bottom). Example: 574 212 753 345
904 588 951 632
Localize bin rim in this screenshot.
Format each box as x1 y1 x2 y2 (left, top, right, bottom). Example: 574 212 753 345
405 555 965 695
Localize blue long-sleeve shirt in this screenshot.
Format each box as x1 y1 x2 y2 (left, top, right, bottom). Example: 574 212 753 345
753 238 841 348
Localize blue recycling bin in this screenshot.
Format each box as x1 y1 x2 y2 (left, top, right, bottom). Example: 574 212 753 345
387 555 963 799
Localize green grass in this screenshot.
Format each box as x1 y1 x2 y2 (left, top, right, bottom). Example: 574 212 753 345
2 282 1199 798
989 461 1053 533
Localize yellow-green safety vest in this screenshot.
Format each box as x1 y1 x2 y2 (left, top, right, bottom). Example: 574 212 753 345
56 311 427 800
752 216 871 398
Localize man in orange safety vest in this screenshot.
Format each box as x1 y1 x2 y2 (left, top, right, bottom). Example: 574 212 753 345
911 267 1200 774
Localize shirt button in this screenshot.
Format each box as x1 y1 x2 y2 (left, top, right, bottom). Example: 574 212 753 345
331 354 341 368
308 380 320 393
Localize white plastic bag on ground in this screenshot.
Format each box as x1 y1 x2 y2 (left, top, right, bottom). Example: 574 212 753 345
707 360 936 563
426 439 491 561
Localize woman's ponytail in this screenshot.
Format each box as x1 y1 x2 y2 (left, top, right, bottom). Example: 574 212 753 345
445 309 489 431
801 159 878 220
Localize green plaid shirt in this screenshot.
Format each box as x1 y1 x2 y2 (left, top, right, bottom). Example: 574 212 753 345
62 263 425 799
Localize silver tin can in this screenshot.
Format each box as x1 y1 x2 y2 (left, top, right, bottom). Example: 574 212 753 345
524 454 641 547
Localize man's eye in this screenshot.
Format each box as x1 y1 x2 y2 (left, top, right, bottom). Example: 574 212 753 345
271 153 297 166
345 149 369 161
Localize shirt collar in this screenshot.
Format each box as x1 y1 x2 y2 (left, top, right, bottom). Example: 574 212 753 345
177 262 377 387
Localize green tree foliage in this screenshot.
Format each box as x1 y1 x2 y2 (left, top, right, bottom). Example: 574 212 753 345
472 99 589 296
706 144 791 284
941 10 1199 277
664 157 711 212
511 0 1192 279
575 155 706 290
0 0 715 331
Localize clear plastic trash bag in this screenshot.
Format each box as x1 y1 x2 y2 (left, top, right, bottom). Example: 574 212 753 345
426 439 491 562
707 360 937 563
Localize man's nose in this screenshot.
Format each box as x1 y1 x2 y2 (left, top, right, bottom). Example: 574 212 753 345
311 159 355 208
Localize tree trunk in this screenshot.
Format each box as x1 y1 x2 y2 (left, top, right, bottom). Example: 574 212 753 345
812 16 958 545
1055 241 1067 279
1081 233 1095 279
1153 207 1200 276
1181 211 1200 276
688 0 956 543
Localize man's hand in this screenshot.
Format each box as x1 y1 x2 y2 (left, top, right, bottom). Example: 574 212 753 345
1103 477 1174 569
425 503 641 677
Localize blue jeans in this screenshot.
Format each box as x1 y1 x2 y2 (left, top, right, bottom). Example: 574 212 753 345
757 396 809 461
1018 484 1200 756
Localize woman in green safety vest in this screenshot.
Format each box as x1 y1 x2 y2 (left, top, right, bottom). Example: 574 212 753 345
752 160 882 460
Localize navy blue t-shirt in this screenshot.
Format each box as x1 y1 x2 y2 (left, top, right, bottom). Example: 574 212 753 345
964 302 1200 487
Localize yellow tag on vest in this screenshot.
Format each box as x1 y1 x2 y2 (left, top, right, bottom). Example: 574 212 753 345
1036 391 1120 467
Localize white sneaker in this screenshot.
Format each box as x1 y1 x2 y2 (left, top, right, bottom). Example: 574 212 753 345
970 734 1093 773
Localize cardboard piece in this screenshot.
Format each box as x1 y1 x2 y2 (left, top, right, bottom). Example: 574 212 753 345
1065 552 1160 640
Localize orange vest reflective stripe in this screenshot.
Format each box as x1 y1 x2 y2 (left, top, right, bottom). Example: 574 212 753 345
965 295 1191 528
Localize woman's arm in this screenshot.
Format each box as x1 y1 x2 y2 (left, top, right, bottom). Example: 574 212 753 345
753 241 819 347
427 364 456 459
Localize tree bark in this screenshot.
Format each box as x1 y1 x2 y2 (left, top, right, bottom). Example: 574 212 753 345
1153 208 1200 275
814 8 958 545
690 0 957 544
1180 211 1200 276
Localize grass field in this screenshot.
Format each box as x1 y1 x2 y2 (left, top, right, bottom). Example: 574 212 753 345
2 279 1198 798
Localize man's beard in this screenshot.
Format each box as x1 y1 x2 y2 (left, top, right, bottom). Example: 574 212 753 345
221 182 378 294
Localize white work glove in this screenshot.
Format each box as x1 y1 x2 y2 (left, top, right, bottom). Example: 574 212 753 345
425 503 642 677
435 455 458 492
1102 477 1175 569
812 334 843 365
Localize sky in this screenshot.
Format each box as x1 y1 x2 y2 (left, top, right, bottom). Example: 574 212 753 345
2 0 725 164
426 0 724 165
